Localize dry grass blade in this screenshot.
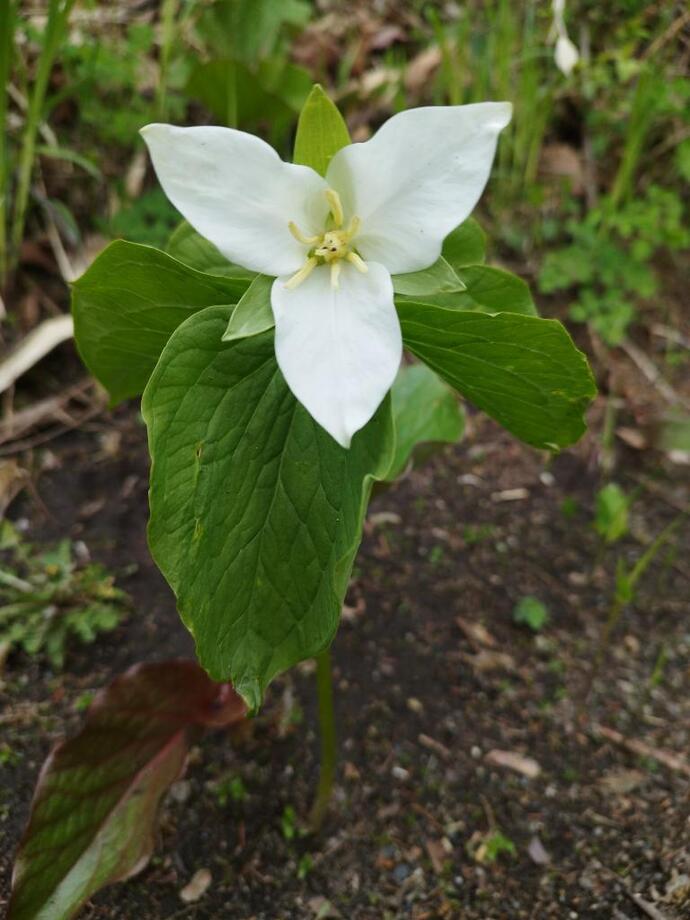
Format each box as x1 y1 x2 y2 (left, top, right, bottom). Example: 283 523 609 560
0 314 73 394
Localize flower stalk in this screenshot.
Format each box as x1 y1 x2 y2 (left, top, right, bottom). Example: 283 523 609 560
309 648 337 831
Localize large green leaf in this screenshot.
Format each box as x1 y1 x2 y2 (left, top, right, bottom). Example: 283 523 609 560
166 221 256 282
71 241 247 403
8 661 245 920
397 264 537 316
387 364 464 480
398 302 596 450
143 306 394 710
293 83 351 177
442 218 486 268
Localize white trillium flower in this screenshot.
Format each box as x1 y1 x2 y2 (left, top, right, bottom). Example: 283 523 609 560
141 103 511 448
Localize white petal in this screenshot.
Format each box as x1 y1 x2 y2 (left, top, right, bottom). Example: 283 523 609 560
555 35 579 75
271 262 401 448
326 103 512 274
141 124 329 276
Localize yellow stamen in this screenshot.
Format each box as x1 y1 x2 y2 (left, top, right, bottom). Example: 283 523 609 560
325 189 344 228
285 256 318 290
346 251 368 274
343 215 360 241
285 195 368 286
288 221 320 246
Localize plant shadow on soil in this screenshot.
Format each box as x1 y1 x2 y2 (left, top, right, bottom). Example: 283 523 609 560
1 394 689 919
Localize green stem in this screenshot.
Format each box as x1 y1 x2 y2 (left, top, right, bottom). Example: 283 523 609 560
156 0 178 121
0 0 17 287
9 0 75 269
309 648 337 831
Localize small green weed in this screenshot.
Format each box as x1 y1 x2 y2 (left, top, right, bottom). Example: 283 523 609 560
513 596 549 632
0 521 129 668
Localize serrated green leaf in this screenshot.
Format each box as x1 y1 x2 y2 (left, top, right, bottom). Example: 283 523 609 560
222 274 275 342
398 264 537 316
397 303 596 450
143 306 394 710
166 221 256 281
387 364 464 480
392 256 466 296
293 84 351 176
71 241 247 404
442 218 486 268
8 662 245 920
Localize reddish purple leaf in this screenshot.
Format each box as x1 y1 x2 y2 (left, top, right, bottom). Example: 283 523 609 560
9 660 245 920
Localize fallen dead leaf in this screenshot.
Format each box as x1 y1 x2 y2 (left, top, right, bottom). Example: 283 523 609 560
539 142 584 194
485 749 541 779
527 835 551 866
179 868 212 903
462 649 516 673
425 838 448 875
456 616 497 647
0 459 30 516
598 768 647 796
308 896 341 919
405 44 442 92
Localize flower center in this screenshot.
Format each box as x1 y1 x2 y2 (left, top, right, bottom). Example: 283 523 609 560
285 189 368 290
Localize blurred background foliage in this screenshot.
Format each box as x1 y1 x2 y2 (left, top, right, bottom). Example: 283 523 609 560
3 0 689 350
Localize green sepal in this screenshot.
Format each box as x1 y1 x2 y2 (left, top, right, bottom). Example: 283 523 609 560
392 257 466 296
397 264 537 316
222 274 275 342
293 84 351 176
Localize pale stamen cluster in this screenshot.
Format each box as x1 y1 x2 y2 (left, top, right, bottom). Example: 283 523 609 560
286 189 368 290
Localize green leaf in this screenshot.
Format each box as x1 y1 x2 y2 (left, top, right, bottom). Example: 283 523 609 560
442 218 486 268
222 274 275 342
398 265 537 316
8 661 245 920
143 306 394 710
397 303 596 451
392 257 466 297
594 483 630 544
513 596 549 631
72 241 248 403
166 221 256 281
387 364 464 480
293 84 351 176
187 58 311 145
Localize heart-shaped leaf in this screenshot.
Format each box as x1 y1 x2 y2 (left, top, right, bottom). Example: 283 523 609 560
9 660 245 920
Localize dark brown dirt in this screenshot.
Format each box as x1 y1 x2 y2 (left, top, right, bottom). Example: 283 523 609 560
1 375 689 919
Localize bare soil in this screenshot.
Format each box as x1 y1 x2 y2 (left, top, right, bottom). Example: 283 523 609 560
1 360 689 919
